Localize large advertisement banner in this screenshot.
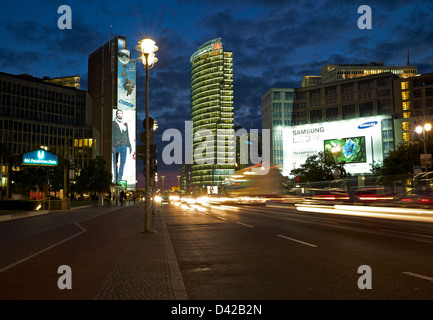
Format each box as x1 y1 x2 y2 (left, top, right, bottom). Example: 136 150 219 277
118 50 137 110
282 115 390 177
112 109 136 186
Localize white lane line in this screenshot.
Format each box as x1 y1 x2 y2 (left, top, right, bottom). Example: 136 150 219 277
403 272 433 282
277 234 318 248
0 222 87 274
236 222 254 228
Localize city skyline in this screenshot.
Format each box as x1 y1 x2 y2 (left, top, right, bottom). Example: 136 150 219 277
1 0 433 188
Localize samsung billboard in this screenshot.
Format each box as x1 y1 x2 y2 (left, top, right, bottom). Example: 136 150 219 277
282 115 391 176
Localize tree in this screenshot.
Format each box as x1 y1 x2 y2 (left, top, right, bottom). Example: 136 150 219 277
75 156 111 198
290 151 348 183
371 141 424 177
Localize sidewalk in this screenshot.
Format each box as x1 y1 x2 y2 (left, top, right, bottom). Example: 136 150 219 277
95 204 189 300
0 202 189 300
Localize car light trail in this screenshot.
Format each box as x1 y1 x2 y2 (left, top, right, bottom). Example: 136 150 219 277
295 204 433 222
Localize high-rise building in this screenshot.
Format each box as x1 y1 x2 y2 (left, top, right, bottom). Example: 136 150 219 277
88 35 137 189
261 88 294 166
190 38 235 190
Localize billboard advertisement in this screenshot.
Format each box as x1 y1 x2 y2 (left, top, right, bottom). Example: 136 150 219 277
117 51 137 110
112 39 137 189
112 109 136 186
282 115 391 176
323 136 366 164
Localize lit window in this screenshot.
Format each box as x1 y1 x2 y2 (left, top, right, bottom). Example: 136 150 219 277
402 91 410 100
401 81 409 90
402 101 411 110
403 112 411 118
402 122 410 131
403 132 411 142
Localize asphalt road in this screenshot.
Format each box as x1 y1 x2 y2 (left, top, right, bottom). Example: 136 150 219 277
163 201 433 300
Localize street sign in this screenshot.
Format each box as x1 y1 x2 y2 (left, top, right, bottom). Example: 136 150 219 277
420 154 432 167
22 149 58 166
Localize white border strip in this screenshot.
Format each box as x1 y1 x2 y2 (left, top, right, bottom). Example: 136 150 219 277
0 223 86 274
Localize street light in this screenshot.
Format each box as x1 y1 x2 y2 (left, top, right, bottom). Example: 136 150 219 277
415 123 432 172
136 37 158 233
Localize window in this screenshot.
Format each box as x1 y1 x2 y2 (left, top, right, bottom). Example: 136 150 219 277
326 107 339 121
309 109 322 123
273 91 280 100
402 101 411 111
402 122 410 131
284 92 293 100
342 104 356 119
401 81 409 90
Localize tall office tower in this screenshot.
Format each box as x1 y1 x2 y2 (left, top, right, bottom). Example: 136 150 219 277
190 38 235 191
261 88 294 167
88 35 137 189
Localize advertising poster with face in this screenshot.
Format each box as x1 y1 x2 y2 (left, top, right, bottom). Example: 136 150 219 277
117 49 137 110
112 109 136 187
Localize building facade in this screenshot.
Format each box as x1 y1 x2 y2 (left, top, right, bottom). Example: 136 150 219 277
261 88 294 167
320 62 417 83
262 62 433 176
88 35 137 189
190 38 235 190
0 71 97 197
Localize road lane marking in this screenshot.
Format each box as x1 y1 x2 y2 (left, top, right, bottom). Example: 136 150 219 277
236 222 254 228
0 222 86 274
403 272 433 282
277 234 318 248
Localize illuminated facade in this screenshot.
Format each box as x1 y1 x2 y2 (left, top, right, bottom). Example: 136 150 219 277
320 62 417 83
393 72 433 146
261 88 294 166
43 75 80 89
190 38 235 189
88 35 137 189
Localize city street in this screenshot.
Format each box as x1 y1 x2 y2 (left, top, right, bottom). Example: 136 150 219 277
163 200 433 300
0 200 432 302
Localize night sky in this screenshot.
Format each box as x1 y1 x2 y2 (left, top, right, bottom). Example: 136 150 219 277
1 0 433 188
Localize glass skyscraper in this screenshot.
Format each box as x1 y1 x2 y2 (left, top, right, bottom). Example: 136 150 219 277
190 38 235 190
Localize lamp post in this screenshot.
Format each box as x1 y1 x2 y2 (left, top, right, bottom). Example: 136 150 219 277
416 123 432 172
136 38 158 233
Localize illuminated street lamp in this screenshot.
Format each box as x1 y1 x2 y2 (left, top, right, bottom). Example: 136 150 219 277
415 123 432 172
136 38 158 233
415 123 431 154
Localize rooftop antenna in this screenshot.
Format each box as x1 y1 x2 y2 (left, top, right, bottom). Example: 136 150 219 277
407 47 410 66
110 25 113 39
